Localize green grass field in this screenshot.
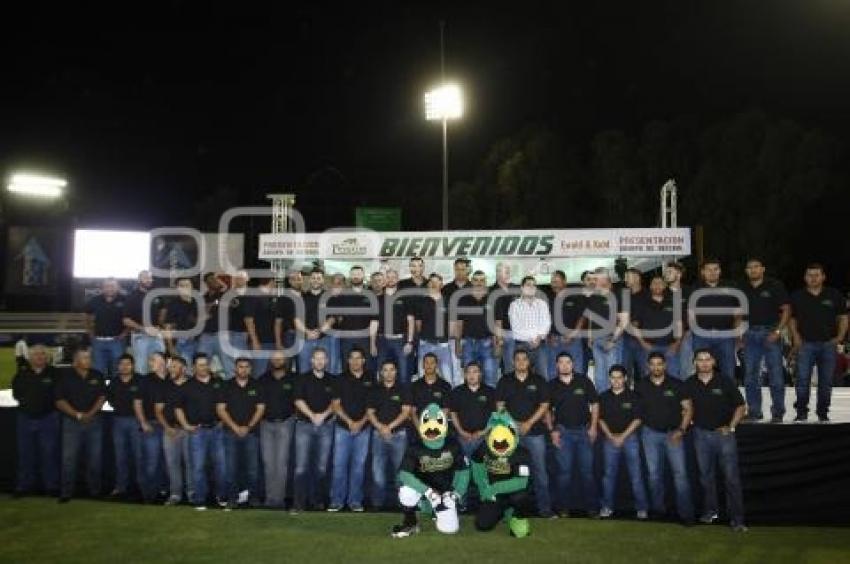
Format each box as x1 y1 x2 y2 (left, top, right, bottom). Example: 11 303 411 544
0 348 15 389
0 498 847 564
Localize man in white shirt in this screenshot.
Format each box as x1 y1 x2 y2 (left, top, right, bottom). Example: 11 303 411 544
508 276 552 379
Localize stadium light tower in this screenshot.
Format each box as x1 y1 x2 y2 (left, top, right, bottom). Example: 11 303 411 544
6 172 67 199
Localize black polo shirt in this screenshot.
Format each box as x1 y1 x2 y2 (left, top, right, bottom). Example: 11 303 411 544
165 297 198 331
623 289 649 316
332 371 376 429
790 287 847 342
156 379 188 426
692 282 740 331
583 290 623 331
448 384 496 433
550 291 586 336
669 285 692 329
227 294 248 333
202 291 223 334
374 291 411 336
276 291 297 333
245 294 280 344
599 388 642 434
684 373 745 430
368 382 412 425
495 372 549 435
258 372 296 421
418 295 451 342
137 373 168 421
55 368 106 413
410 376 452 412
176 376 224 426
548 375 599 429
123 289 165 329
457 293 493 339
107 375 141 417
86 294 126 337
442 280 471 301
741 278 789 327
634 294 677 345
12 365 58 417
328 290 376 332
302 290 327 331
219 378 264 427
491 283 519 331
635 377 687 432
293 371 336 419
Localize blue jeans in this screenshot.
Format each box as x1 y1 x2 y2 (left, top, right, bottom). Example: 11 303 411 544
501 335 516 377
174 338 197 370
418 340 455 385
327 335 342 375
198 333 227 377
642 344 682 380
743 328 785 418
92 337 125 378
370 428 408 508
250 342 277 378
223 429 260 503
679 332 694 380
15 411 59 493
457 435 484 459
641 427 694 521
693 427 745 525
552 426 597 513
139 422 166 501
601 434 648 512
515 341 549 380
293 419 334 509
622 335 645 381
188 426 227 505
130 333 165 375
462 337 499 388
61 415 103 498
163 428 190 501
521 433 553 515
298 335 333 379
330 424 371 508
260 418 295 507
795 341 837 417
376 337 411 386
591 335 623 393
112 415 142 494
548 337 585 380
222 331 248 380
691 334 736 382
340 337 374 374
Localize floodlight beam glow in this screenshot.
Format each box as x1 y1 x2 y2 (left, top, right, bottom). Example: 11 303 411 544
7 173 67 198
424 84 463 121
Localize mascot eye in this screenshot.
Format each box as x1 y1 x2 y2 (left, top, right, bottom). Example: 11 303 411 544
422 413 430 423
437 415 444 426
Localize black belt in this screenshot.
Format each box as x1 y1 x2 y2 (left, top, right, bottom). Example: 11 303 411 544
265 417 292 423
196 422 218 429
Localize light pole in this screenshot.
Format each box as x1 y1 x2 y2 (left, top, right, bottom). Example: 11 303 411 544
424 83 463 230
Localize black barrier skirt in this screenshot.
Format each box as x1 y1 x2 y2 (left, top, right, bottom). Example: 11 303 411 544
1 407 849 525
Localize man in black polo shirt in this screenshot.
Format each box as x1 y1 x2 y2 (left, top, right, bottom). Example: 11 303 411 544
546 270 586 382
449 362 496 458
367 360 413 510
492 262 519 376
664 262 694 379
175 356 227 509
327 266 378 375
123 270 166 375
417 273 458 385
622 268 649 384
689 259 743 382
107 354 142 499
54 348 107 502
292 347 336 512
496 349 552 517
133 351 168 503
328 347 375 512
790 263 848 422
295 268 335 379
633 275 683 379
636 351 695 525
164 277 200 374
399 257 428 381
217 358 265 508
86 277 127 379
370 269 415 386
457 270 499 388
222 270 250 380
583 268 628 393
157 356 191 505
410 353 453 422
684 348 747 532
546 352 599 518
12 344 60 496
597 365 648 519
740 258 790 422
244 277 283 377
258 350 297 509
198 272 226 377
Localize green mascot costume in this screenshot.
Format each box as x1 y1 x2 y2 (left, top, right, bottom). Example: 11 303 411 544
471 412 534 538
391 403 470 538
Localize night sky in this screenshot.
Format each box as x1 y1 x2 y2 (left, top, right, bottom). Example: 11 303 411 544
3 1 850 231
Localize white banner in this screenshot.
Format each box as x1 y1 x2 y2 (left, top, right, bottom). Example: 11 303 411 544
259 228 690 260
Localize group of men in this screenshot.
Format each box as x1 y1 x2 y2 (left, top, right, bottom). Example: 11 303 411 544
12 255 848 535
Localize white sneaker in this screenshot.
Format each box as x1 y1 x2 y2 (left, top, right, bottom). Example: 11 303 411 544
237 490 250 505
164 495 181 506
636 510 649 520
599 507 614 519
194 505 207 512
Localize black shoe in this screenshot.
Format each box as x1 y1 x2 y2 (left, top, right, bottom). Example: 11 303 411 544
743 414 762 423
681 518 696 527
58 497 71 504
793 413 808 423
817 414 830 423
390 523 420 538
770 415 783 424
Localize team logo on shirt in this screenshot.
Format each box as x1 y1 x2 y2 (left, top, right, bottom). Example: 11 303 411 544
573 388 585 396
390 395 400 402
485 456 512 476
663 306 674 312
821 300 834 307
363 381 373 387
433 391 443 398
760 290 772 298
711 389 723 396
247 389 257 397
283 383 292 390
88 379 99 386
418 451 454 473
324 386 332 393
41 378 52 384
663 389 675 397
477 395 487 403
527 385 537 392
130 386 138 393
621 402 632 410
